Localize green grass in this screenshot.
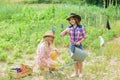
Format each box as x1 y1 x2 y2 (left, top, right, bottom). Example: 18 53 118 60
0 52 7 61
103 41 120 59
7 57 14 64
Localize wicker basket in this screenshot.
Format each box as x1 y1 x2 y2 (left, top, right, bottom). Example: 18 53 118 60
11 65 33 78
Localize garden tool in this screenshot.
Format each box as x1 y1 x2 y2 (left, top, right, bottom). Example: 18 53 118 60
11 67 22 73
52 26 56 34
57 61 77 70
10 64 33 78
70 45 87 61
48 61 77 78
61 24 64 31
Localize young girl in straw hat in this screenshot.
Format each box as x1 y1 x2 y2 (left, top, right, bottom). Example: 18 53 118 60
36 31 60 71
60 13 86 78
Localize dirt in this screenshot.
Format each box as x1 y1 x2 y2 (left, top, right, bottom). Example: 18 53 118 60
0 61 7 77
114 37 120 42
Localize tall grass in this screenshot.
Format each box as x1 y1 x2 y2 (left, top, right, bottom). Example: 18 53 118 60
0 48 8 61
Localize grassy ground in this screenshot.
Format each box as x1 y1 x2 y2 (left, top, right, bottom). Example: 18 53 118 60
0 41 120 80
0 38 120 80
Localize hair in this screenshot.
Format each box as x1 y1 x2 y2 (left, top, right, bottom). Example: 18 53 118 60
40 36 55 50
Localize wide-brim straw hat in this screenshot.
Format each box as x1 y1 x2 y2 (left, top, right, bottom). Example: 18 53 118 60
43 31 55 38
66 13 81 22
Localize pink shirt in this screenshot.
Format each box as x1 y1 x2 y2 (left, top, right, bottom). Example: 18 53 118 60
36 42 54 67
69 25 86 45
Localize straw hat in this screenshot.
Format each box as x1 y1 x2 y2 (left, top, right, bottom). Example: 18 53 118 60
43 31 55 38
66 13 81 22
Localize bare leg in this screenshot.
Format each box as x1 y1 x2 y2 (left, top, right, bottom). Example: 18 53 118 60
74 62 79 74
78 61 83 73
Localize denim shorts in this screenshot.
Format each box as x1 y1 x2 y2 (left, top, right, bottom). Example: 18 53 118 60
69 44 83 52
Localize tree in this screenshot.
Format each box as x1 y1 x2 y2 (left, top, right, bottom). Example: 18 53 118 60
104 0 120 8
104 0 109 8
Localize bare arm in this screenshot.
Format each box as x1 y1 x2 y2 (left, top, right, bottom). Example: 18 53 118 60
60 28 69 37
75 38 85 46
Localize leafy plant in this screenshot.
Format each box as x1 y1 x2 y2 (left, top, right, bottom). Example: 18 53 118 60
0 50 8 61
90 38 100 50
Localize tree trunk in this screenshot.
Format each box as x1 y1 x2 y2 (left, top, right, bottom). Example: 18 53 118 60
105 0 110 8
113 0 116 6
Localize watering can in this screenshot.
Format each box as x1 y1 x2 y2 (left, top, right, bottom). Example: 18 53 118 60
69 45 87 61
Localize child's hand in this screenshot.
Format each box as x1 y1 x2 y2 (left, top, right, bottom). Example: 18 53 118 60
60 32 64 37
60 28 69 37
75 41 81 46
57 50 61 55
54 48 61 55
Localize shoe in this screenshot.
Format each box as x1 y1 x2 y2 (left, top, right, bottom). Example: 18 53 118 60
79 73 83 78
70 73 78 77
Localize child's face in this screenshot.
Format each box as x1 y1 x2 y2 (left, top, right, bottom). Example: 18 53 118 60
69 18 76 25
48 36 54 42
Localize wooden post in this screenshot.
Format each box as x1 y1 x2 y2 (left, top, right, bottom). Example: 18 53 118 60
116 0 118 6
94 16 97 27
87 18 88 26
118 6 120 16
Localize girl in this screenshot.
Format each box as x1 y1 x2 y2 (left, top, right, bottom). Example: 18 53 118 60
60 13 86 78
36 31 60 71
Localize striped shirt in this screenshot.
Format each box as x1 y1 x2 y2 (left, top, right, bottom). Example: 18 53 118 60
69 25 86 45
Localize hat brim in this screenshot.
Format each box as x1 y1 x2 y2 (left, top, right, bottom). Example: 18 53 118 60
66 15 81 21
43 35 55 38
